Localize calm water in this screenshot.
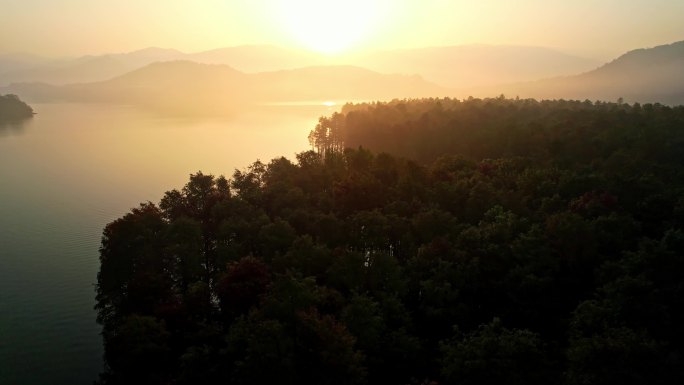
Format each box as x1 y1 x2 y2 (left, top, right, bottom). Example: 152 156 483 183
0 102 336 385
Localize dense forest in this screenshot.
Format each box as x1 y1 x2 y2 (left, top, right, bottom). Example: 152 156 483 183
96 97 684 384
0 94 33 121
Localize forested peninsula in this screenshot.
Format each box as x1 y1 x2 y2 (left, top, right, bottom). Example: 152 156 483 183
0 94 34 121
96 97 684 385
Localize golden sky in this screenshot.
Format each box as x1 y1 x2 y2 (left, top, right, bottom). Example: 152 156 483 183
2 0 684 59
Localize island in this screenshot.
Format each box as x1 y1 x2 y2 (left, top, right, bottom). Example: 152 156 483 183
0 94 34 121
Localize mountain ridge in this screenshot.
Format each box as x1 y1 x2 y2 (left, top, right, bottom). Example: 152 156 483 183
466 40 684 105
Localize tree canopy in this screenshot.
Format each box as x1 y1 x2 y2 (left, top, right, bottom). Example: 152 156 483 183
96 97 684 384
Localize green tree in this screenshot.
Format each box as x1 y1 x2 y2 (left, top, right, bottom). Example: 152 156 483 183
440 318 552 385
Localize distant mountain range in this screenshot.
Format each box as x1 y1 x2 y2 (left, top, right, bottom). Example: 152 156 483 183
2 40 684 111
351 45 601 88
0 44 600 88
486 41 684 105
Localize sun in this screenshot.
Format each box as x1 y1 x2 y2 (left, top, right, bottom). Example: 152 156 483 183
276 0 380 54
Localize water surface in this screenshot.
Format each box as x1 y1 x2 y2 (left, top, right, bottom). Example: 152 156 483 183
0 102 335 385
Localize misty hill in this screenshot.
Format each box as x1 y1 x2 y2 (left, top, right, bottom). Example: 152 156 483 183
351 45 601 88
14 61 255 114
0 53 47 74
3 61 445 114
187 45 327 72
0 47 186 86
1 56 130 86
495 41 684 105
111 47 186 67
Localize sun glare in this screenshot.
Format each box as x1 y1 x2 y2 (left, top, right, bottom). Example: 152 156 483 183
277 0 380 54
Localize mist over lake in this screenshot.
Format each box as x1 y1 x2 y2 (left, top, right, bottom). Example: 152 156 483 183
0 102 334 385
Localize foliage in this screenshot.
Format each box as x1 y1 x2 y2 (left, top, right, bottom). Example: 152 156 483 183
96 97 684 384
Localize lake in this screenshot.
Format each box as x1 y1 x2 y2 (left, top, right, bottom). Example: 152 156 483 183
0 102 337 385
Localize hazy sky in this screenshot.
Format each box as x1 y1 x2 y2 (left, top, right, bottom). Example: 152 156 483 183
2 0 684 59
